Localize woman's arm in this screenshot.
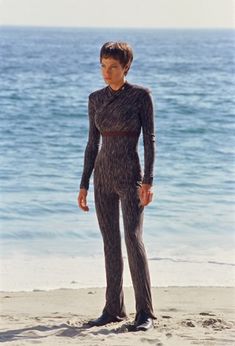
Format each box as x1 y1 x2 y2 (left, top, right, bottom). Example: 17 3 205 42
139 89 156 186
79 94 101 190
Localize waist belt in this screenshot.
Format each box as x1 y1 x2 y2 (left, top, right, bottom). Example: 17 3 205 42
101 131 139 137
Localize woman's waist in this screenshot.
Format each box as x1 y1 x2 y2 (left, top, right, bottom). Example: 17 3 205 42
101 130 140 137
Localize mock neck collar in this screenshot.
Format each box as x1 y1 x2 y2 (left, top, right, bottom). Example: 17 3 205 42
106 81 130 96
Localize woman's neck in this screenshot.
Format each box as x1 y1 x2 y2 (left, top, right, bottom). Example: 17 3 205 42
108 79 126 91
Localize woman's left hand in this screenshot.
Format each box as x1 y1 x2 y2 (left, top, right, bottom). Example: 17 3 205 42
139 184 153 206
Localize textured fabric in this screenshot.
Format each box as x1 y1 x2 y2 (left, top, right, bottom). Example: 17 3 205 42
94 182 157 319
79 80 157 319
80 81 156 190
101 130 139 137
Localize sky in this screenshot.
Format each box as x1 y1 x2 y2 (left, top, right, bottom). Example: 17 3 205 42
0 0 234 28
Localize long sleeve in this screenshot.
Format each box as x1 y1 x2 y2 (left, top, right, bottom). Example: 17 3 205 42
79 95 101 190
139 90 156 186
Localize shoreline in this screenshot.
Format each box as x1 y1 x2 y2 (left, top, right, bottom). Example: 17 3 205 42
1 284 235 293
1 286 234 345
1 254 234 292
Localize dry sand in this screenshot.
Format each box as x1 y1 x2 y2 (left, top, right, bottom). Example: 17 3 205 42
0 286 234 345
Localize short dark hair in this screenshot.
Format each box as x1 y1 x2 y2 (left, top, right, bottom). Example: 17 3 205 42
100 41 133 75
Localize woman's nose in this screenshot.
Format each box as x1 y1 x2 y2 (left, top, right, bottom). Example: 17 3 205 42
103 68 111 75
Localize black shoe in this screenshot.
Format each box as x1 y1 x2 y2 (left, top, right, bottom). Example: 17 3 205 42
88 310 125 327
134 310 154 331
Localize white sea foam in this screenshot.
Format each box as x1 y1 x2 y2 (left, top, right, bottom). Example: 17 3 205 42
0 251 234 292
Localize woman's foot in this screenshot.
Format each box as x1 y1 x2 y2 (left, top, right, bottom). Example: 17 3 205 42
134 310 154 331
88 310 126 327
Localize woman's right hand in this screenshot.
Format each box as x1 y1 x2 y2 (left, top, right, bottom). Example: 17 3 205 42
77 188 89 212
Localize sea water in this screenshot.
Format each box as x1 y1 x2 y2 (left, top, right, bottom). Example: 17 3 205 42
0 26 234 290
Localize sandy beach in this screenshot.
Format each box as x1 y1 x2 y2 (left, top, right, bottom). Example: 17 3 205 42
0 286 234 345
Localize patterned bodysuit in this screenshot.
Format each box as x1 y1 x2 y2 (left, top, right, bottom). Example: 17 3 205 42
80 80 157 319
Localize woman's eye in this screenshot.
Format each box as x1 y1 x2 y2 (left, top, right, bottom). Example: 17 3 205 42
100 65 118 70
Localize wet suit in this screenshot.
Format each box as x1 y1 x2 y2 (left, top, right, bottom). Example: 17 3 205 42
80 80 157 319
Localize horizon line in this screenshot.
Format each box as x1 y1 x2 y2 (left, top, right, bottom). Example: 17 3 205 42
1 24 234 30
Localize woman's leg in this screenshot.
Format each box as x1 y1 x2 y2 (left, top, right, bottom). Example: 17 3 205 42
94 185 127 318
120 185 157 319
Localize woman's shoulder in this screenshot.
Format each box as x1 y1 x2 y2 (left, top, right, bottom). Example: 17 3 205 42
127 84 153 103
128 83 153 103
89 86 107 101
128 82 152 96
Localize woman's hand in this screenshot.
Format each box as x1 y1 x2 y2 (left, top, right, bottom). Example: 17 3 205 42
78 188 89 212
139 184 153 207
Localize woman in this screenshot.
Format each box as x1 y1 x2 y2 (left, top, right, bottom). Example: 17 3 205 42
77 41 157 331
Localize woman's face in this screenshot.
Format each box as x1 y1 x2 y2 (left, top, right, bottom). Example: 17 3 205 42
100 57 128 86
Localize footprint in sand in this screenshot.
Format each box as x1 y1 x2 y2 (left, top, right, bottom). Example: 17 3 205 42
181 319 196 327
166 332 173 338
201 317 233 330
34 317 41 321
140 337 163 345
199 312 216 316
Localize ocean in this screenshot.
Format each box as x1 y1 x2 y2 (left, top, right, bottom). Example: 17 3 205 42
0 26 234 291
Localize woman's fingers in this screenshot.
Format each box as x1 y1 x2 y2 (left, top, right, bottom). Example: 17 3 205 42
141 189 149 205
148 190 153 200
80 198 89 211
139 186 153 206
78 190 89 212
